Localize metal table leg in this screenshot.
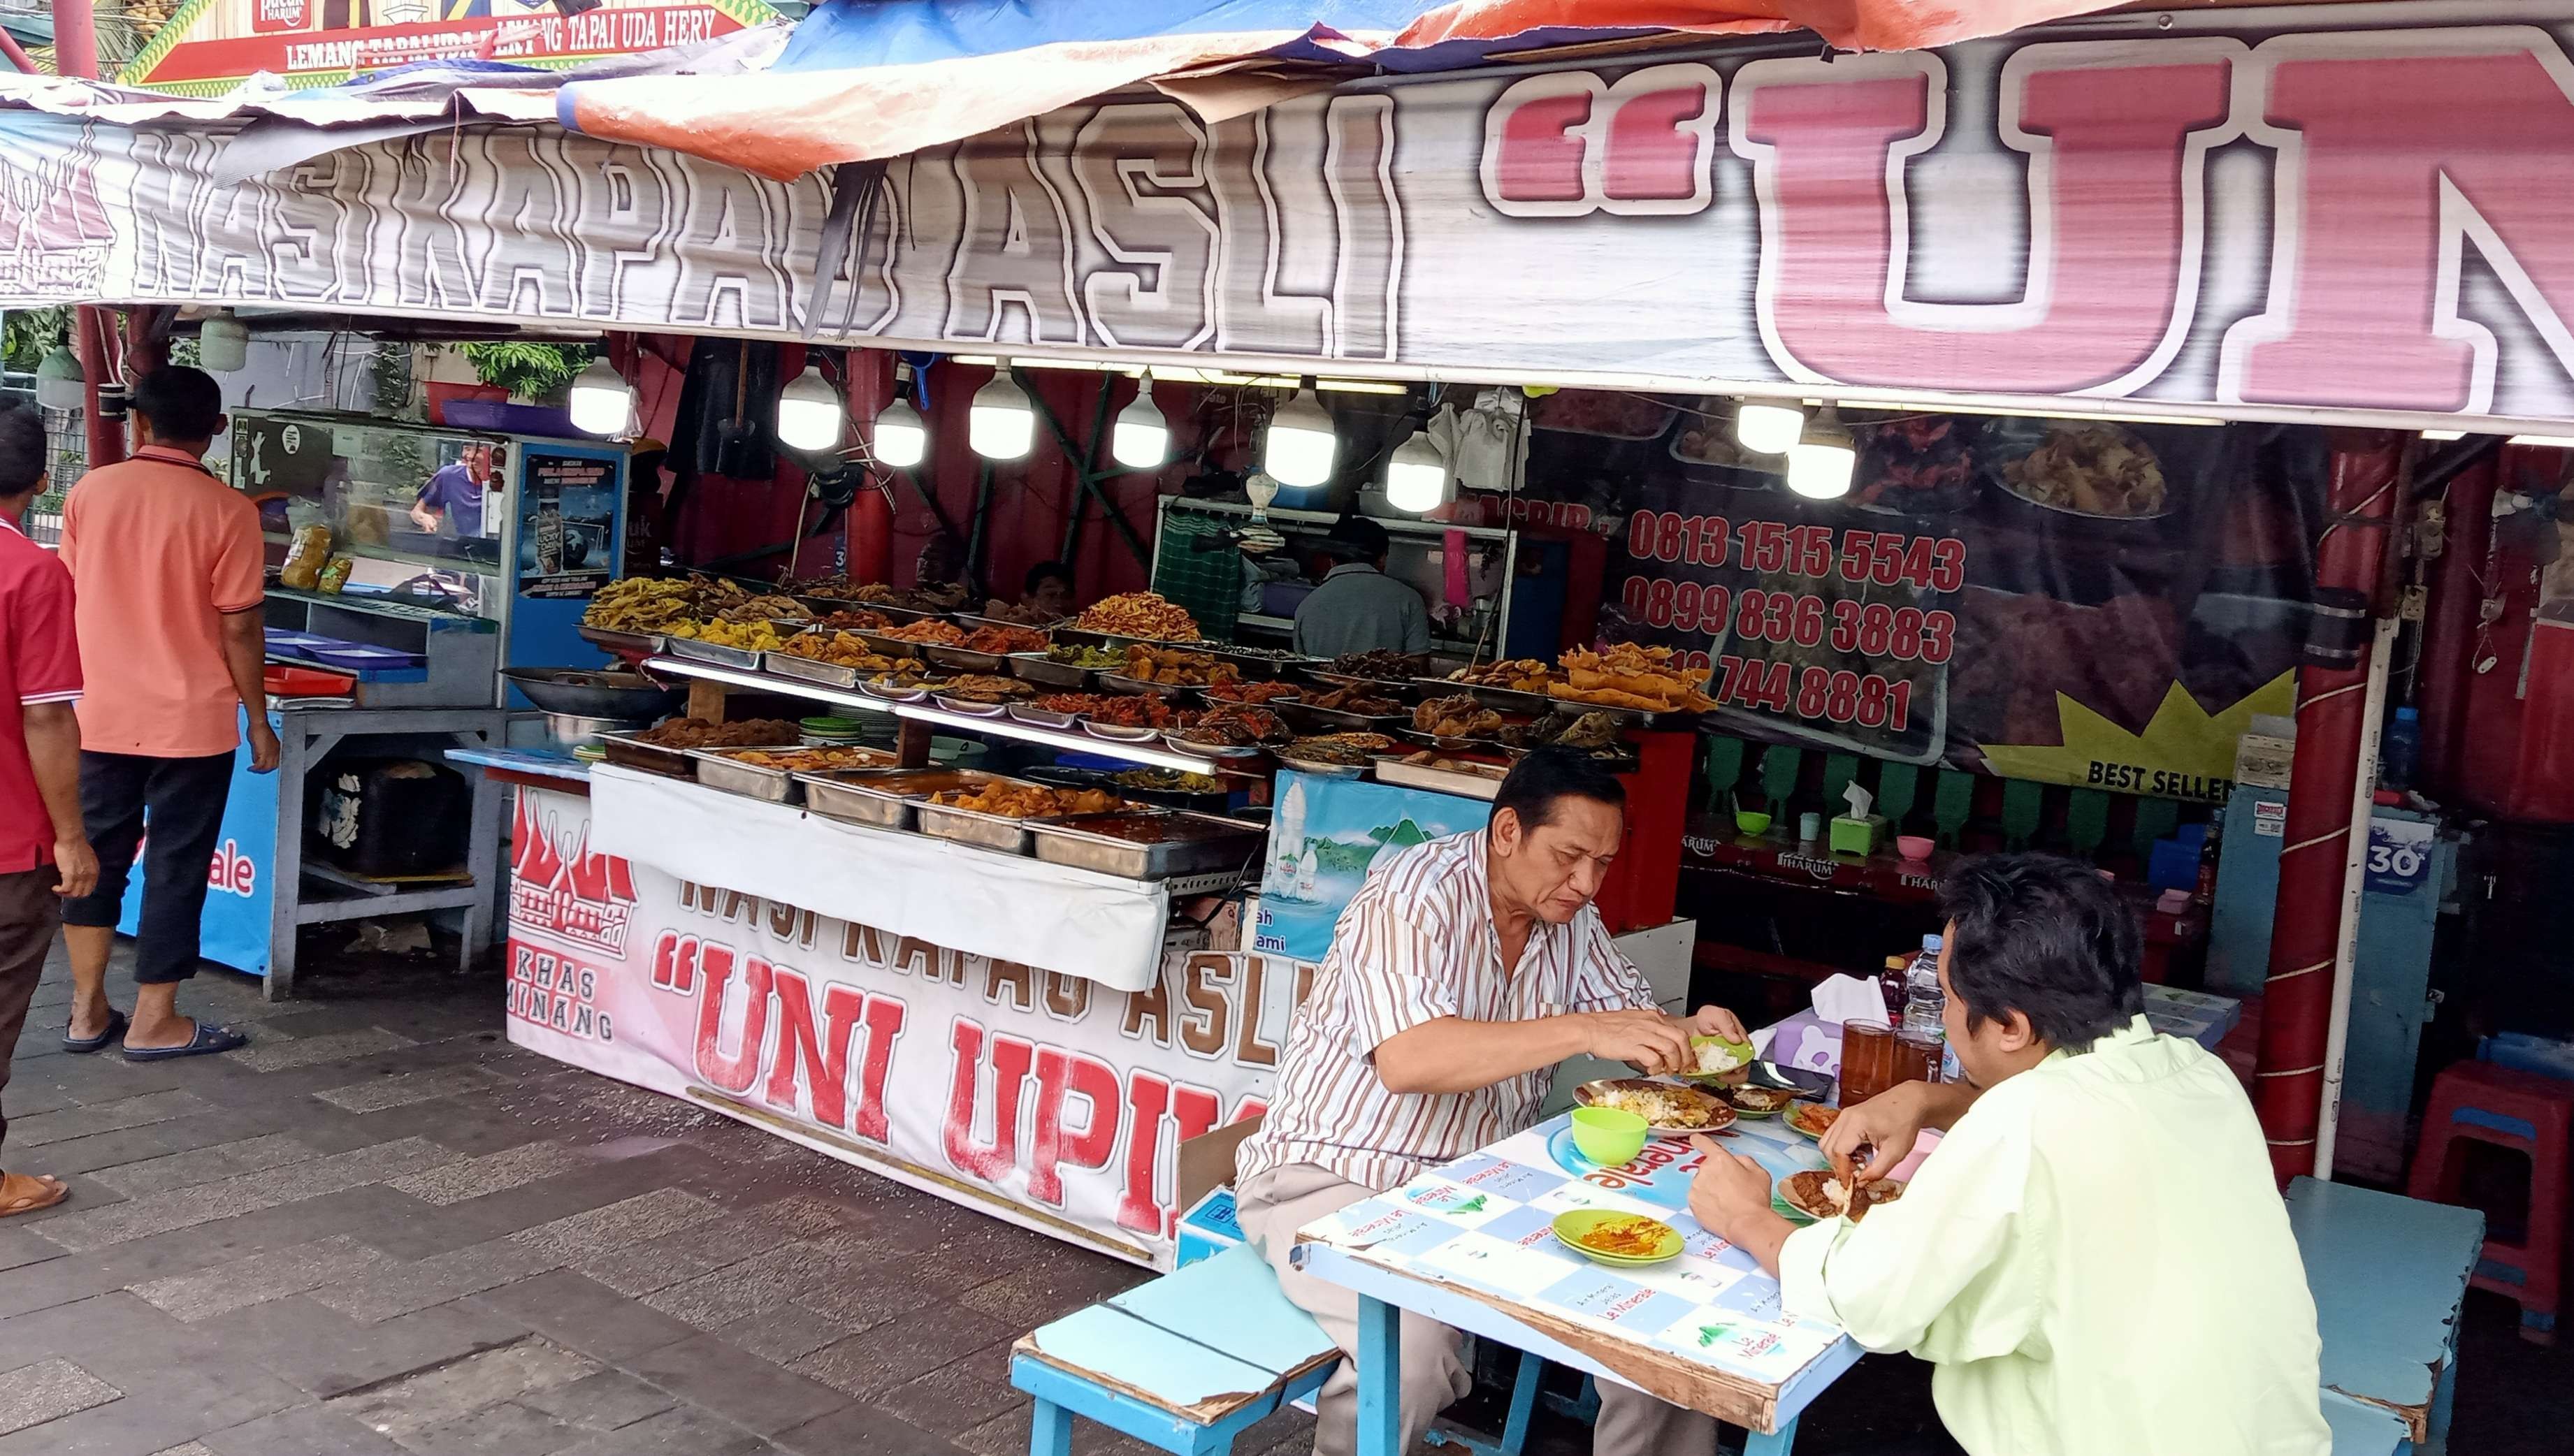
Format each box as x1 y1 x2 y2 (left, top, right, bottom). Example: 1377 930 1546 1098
1742 1415 1800 1456
1357 1294 1401 1456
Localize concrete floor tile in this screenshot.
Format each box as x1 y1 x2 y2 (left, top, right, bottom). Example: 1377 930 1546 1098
619 1334 847 1436
38 1140 458 1253
89 1135 319 1198
516 1372 674 1434
215 1296 532 1400
869 1347 1027 1440
388 1144 581 1209
327 1338 598 1441
711 1305 852 1365
225 1029 419 1075
771 1404 967 1456
131 1235 396 1322
314 1066 513 1115
552 1404 766 1456
13 1091 212 1149
465 1272 697 1364
396 1401 583 1456
505 1190 723 1267
785 1307 1015 1404
310 1238 563 1325
0 1356 122 1436
948 1260 1146 1325
200 1402 410 1456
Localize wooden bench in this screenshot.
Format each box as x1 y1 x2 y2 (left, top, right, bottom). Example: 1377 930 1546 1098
1013 1242 1545 1456
2287 1176 2486 1455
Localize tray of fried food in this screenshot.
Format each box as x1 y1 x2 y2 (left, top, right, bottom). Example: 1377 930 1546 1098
1083 693 1189 741
1109 643 1241 690
1411 694 1510 742
584 575 758 636
766 629 916 688
934 674 1038 715
1304 649 1432 687
874 618 971 650
806 606 898 632
664 617 802 669
930 622 1052 674
1289 681 1409 729
1008 692 1115 729
1205 680 1303 706
1073 591 1201 642
1438 657 1566 713
859 662 944 701
713 592 809 625
1548 643 1716 719
1028 809 1268 881
1170 704 1289 757
686 743 897 803
1496 708 1633 763
799 767 997 829
601 717 802 777
1275 731 1399 777
918 778 1131 854
1374 750 1513 800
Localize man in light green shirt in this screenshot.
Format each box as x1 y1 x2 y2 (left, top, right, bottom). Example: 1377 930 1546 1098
1689 854 2329 1456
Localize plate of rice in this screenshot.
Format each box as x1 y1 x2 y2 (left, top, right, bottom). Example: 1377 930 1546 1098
1572 1079 1736 1136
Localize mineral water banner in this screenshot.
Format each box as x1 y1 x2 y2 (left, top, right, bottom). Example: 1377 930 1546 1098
17 11 2574 423
503 787 1292 1266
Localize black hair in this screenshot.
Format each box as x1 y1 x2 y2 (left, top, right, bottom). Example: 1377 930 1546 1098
131 366 224 444
1937 852 2145 1053
0 402 44 500
1023 560 1073 594
1492 745 1626 833
1323 514 1390 563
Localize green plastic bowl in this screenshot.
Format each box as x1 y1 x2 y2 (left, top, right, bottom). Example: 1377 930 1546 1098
1735 810 1774 836
1570 1105 1650 1166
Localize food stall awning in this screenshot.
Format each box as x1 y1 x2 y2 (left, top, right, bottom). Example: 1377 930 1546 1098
0 1 2127 181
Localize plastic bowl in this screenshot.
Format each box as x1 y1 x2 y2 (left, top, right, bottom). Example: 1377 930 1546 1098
1570 1106 1649 1166
1896 834 1935 861
1734 810 1774 836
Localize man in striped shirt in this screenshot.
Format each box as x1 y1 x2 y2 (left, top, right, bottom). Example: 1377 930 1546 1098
1237 748 1749 1456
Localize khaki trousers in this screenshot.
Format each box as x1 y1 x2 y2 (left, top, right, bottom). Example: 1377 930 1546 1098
1236 1163 1719 1456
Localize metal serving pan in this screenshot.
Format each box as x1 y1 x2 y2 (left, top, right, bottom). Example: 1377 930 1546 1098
665 636 775 671
686 745 893 802
1418 676 1562 715
1008 652 1094 690
798 768 999 829
1028 810 1267 882
927 644 1013 674
764 650 865 690
1371 753 1511 801
599 731 697 778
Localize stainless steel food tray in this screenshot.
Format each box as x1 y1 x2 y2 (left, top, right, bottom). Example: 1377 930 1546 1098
798 768 1000 829
1008 652 1094 689
914 800 1080 854
1371 754 1510 801
765 651 863 690
927 644 1013 674
600 731 700 778
666 636 779 671
1028 810 1266 881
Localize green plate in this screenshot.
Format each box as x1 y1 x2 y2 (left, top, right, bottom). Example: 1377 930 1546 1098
1785 1103 1838 1141
1549 1209 1684 1265
1721 1088 1797 1119
1677 1035 1757 1084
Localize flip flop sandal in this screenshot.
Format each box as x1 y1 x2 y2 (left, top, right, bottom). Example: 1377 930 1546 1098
0 1172 68 1218
121 1022 248 1063
61 1008 126 1056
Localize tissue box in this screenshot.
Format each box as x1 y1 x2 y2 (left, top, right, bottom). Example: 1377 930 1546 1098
1830 814 1886 856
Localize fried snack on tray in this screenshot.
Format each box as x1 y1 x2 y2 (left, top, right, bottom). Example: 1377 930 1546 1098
632 718 800 748
1324 650 1429 681
1087 694 1183 729
1047 644 1125 669
928 782 1122 818
1305 683 1403 715
1179 704 1287 747
1413 694 1505 739
670 618 789 650
959 624 1050 655
723 747 886 771
978 599 1062 627
811 608 895 632
1449 658 1561 693
584 576 757 633
1206 680 1302 705
881 618 970 646
714 593 805 624
1549 643 1715 713
1280 732 1396 766
1401 751 1507 780
774 632 909 672
851 581 974 612
1032 693 1114 716
1123 644 1241 686
1076 592 1201 641
941 674 1035 703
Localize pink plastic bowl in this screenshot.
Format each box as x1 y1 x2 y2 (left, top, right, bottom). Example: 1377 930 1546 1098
1896 835 1936 861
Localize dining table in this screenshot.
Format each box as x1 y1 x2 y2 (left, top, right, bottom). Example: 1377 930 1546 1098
1290 1103 1866 1456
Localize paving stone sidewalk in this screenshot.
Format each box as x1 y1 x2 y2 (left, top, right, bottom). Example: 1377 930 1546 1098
0 943 1292 1456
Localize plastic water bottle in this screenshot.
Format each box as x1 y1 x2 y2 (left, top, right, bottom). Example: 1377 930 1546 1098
2381 706 2421 790
1902 934 1960 1082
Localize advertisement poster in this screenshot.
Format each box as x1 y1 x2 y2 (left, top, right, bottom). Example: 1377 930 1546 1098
516 449 618 600
117 0 783 96
16 17 2574 432
116 707 278 979
505 787 1296 1265
1253 771 1493 963
1526 409 2319 801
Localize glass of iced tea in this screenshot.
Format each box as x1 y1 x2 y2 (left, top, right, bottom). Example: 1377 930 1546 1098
1894 1028 1946 1087
1839 1019 1903 1106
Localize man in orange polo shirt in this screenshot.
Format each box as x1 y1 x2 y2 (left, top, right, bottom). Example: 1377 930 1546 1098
59 367 273 1061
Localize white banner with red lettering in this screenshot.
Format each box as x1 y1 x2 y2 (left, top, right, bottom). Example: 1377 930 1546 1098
504 785 1293 1265
16 9 2574 424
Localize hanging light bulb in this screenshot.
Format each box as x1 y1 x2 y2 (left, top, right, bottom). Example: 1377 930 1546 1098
1262 384 1337 488
567 357 635 437
197 311 249 373
1111 372 1170 470
1384 430 1452 514
872 361 928 468
1736 398 1804 455
969 363 1036 460
33 346 83 412
775 362 844 451
1786 407 1856 500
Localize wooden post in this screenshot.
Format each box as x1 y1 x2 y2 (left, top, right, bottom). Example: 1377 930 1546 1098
895 718 934 769
686 679 728 724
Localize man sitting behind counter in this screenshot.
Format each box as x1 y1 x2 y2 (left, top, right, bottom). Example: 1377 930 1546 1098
1687 853 2329 1456
1236 748 1750 1456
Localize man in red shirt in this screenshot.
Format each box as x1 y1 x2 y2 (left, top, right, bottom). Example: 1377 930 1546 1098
59 368 267 1060
0 402 92 1216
